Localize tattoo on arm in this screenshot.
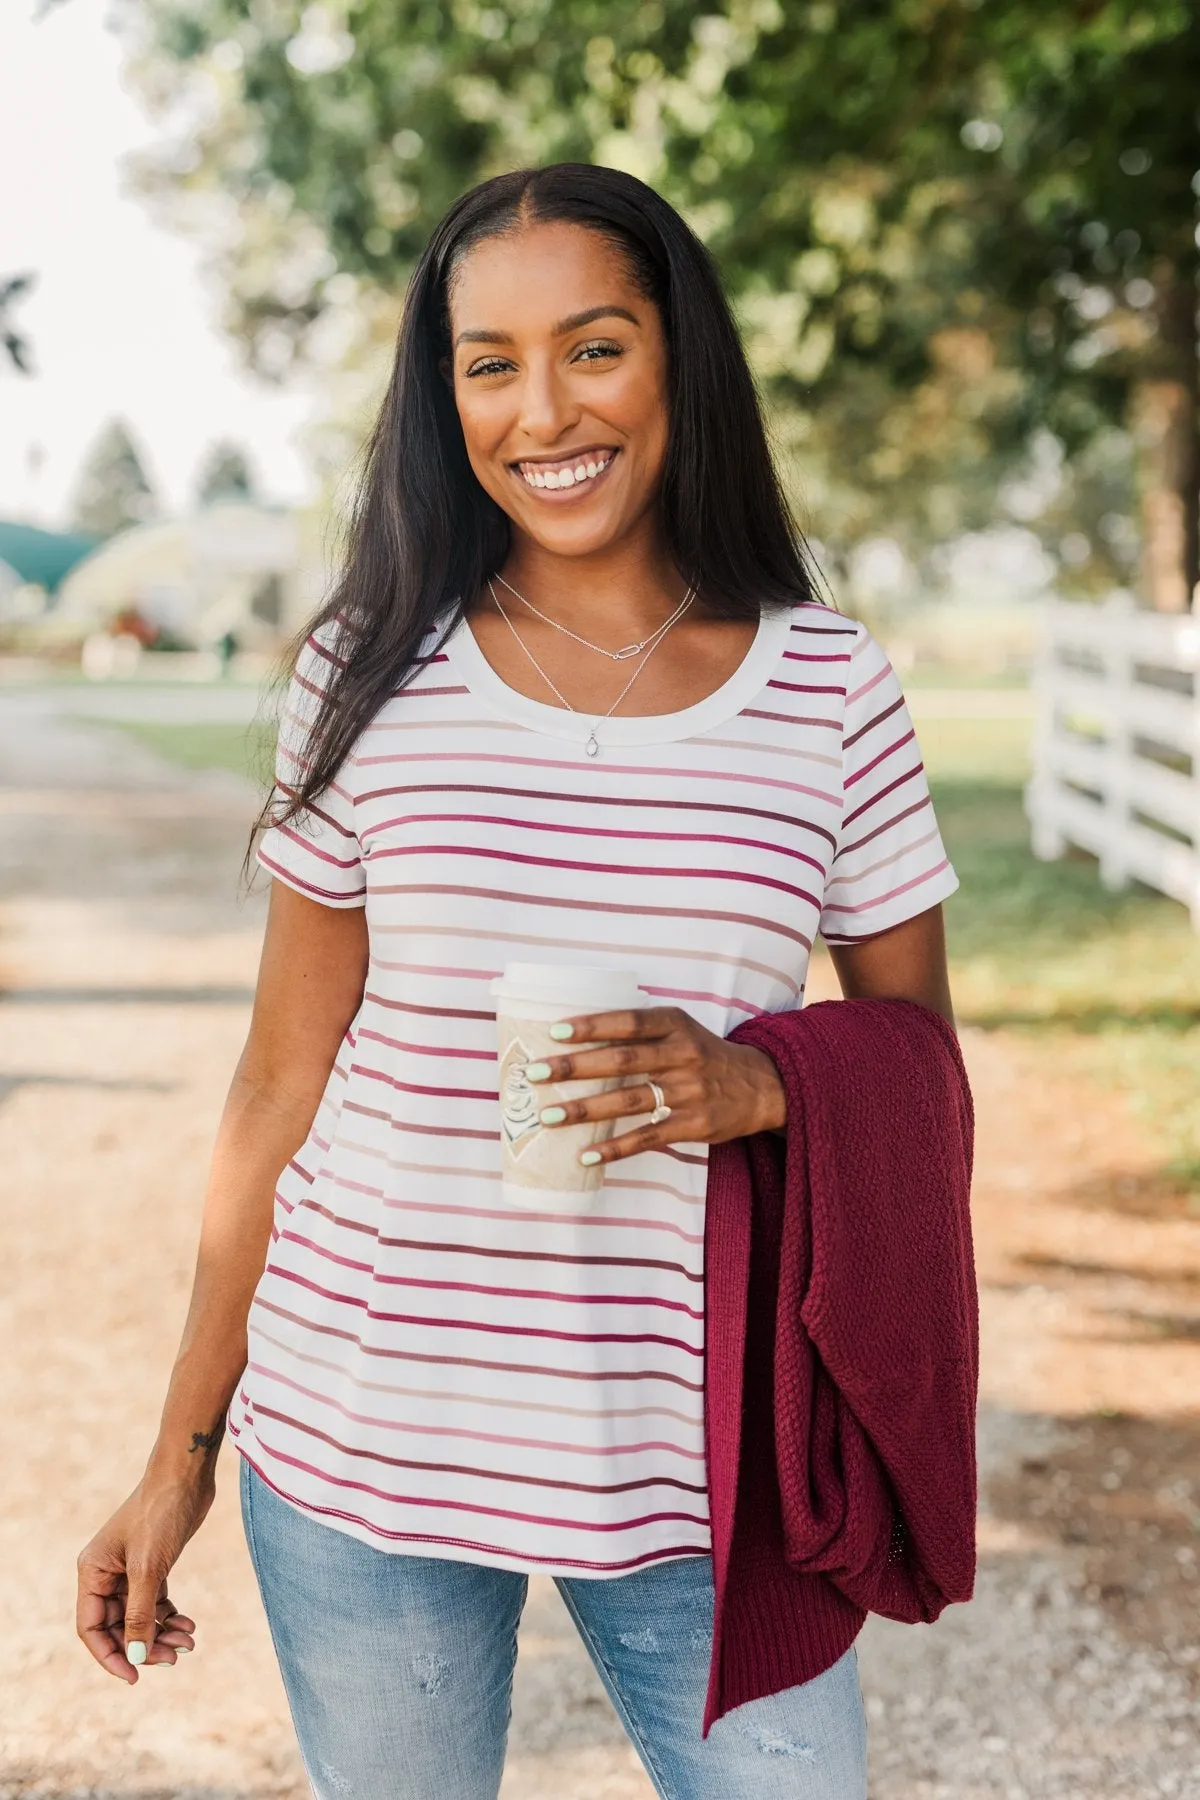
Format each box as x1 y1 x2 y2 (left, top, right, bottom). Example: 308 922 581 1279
188 1428 223 1457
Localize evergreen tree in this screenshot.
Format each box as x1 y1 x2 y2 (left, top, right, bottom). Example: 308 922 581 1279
70 418 158 538
196 438 257 506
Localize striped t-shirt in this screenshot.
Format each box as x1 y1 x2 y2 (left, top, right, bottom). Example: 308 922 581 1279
229 600 958 1575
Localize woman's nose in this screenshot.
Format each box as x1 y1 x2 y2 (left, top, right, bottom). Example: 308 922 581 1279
515 358 579 443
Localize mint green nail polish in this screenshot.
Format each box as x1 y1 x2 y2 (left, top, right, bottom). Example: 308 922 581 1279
580 1149 602 1166
540 1105 567 1125
525 1062 552 1082
126 1641 147 1666
549 1023 575 1041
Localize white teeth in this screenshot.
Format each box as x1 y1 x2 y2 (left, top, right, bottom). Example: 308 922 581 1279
519 454 613 489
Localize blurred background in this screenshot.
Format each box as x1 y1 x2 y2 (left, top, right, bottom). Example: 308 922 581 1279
1 3 1198 1796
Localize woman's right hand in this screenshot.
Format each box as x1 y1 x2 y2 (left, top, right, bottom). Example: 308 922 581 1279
76 1471 210 1683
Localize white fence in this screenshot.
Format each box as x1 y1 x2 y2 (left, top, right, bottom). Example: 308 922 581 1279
1025 598 1200 926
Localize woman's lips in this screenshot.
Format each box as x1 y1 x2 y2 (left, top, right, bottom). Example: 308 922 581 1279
511 448 619 498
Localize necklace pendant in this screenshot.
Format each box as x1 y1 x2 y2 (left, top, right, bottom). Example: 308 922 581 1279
612 643 644 661
585 729 600 758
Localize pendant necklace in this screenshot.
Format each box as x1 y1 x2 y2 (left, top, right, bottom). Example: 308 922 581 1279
491 570 695 662
486 580 696 758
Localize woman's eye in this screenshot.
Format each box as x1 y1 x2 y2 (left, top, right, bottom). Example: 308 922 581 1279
464 356 514 378
574 340 623 364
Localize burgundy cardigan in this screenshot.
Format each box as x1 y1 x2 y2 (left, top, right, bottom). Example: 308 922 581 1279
701 997 977 1732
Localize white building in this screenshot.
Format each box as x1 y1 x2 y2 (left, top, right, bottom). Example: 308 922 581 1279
52 502 326 648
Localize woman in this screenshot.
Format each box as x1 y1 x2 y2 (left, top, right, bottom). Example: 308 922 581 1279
77 164 958 1799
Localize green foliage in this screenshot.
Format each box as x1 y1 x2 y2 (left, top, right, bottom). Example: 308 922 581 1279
119 0 1199 568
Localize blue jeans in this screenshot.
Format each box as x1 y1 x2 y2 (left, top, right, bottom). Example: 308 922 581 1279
241 1459 866 1799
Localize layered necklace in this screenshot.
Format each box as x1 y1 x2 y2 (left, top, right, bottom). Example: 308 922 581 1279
486 574 697 759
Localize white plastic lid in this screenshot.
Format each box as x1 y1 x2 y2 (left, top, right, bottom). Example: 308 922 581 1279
489 962 644 1009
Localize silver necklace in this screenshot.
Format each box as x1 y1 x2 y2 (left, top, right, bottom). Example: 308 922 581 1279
491 570 696 662
486 579 695 758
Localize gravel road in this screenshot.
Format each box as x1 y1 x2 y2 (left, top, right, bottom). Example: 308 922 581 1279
1 688 1196 1799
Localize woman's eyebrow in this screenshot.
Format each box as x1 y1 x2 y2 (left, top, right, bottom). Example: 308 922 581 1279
454 304 640 350
455 326 516 348
553 304 640 334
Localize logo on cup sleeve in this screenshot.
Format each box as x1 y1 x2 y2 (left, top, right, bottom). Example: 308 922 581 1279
499 1036 542 1156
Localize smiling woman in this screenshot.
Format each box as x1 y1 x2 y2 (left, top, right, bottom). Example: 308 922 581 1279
269 162 830 809
76 164 960 1800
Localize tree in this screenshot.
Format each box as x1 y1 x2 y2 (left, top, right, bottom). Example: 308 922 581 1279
867 1 1200 611
12 0 80 375
649 1 1200 606
118 1 1199 603
1002 3 1200 612
70 418 159 538
0 273 35 374
195 437 257 505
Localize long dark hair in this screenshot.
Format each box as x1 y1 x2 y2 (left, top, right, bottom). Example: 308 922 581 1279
277 162 820 822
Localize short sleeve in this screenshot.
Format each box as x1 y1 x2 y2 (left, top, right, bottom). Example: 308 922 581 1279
256 624 367 909
818 624 958 944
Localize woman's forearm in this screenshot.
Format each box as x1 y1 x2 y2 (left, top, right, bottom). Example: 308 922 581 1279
143 1063 325 1488
76 888 367 1682
140 891 368 1494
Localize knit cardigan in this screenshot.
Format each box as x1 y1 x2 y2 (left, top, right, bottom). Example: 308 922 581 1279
701 997 978 1733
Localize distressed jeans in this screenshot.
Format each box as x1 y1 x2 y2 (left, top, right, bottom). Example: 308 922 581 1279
241 1458 867 1800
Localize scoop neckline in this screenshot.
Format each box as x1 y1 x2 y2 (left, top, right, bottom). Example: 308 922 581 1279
441 602 794 749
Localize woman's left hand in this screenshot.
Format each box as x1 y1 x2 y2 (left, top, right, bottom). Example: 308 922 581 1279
526 1006 786 1166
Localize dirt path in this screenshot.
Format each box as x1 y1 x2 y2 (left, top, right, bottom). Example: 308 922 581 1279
1 691 1196 1799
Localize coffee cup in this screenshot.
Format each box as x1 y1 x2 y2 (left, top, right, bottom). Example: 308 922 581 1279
489 963 646 1208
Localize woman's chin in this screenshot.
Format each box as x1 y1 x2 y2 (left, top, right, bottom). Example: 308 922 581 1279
512 505 630 559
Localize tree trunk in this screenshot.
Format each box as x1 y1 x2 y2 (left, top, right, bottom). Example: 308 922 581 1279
1133 274 1199 612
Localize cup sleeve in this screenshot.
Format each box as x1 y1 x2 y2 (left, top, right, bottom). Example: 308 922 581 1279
818 624 958 945
256 626 367 909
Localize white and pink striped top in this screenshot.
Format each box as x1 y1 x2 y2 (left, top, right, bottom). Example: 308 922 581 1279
229 600 958 1575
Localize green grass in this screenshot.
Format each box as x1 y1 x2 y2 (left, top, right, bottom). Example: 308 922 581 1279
901 667 1032 690
110 720 277 784
113 704 1200 1191
923 715 1200 1193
